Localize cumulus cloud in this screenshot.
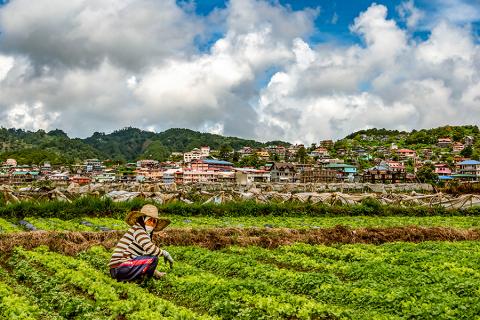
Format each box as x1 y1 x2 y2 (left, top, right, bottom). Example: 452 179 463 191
0 0 479 144
256 3 480 142
0 0 202 70
396 0 424 29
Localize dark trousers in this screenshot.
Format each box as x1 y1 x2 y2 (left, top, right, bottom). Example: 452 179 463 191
110 255 158 282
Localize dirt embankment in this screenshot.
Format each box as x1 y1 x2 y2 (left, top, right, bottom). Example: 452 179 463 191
1 226 479 256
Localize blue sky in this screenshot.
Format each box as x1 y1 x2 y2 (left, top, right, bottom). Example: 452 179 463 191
192 0 480 44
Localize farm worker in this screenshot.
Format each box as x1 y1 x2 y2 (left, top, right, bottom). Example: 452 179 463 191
109 204 174 282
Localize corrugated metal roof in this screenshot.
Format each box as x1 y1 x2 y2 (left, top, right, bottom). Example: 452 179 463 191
324 163 357 168
458 160 480 165
203 159 233 165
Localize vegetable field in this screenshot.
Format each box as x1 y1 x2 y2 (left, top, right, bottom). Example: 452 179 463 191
1 242 480 319
1 198 480 319
2 215 480 233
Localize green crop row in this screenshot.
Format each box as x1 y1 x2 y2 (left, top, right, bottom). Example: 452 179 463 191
1 196 480 220
0 218 21 233
78 246 392 320
0 269 43 320
168 244 480 319
4 251 109 319
1 215 480 233
13 246 213 320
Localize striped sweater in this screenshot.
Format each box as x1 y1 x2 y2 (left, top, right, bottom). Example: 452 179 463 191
109 223 162 268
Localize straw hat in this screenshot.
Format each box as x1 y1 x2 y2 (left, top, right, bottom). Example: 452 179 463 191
126 204 170 232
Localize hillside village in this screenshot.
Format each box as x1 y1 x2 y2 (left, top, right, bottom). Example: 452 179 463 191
0 125 479 185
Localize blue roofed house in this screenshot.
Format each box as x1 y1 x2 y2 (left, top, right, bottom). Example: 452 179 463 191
455 160 480 181
190 159 234 172
323 163 357 182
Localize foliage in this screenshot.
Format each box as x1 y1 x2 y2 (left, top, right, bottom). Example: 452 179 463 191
460 145 473 157
13 246 211 319
2 197 480 220
416 163 438 183
0 126 290 163
236 153 266 168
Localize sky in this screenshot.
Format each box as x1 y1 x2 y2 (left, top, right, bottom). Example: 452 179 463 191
0 0 479 143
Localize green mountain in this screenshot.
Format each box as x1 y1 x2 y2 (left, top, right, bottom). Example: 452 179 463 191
0 127 290 164
2 125 478 165
341 125 480 148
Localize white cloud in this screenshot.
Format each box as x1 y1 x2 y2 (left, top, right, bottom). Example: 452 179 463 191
0 55 14 81
256 3 480 142
396 0 424 29
0 0 202 70
3 102 60 131
0 0 479 144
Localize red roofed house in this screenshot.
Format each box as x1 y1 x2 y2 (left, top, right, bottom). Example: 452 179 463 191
452 142 465 153
434 164 452 175
396 149 416 160
437 138 452 148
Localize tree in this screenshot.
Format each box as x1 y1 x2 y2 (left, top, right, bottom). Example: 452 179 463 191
460 145 473 158
219 144 233 161
238 154 265 168
296 146 308 164
416 163 438 183
140 140 170 161
232 151 240 163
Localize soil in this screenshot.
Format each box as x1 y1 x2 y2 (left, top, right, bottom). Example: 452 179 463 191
1 225 479 255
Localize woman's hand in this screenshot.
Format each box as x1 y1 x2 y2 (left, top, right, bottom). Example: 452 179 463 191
162 250 174 269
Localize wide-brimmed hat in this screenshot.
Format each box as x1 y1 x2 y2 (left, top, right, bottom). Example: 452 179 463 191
126 204 170 232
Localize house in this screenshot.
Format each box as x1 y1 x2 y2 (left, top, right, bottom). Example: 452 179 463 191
136 160 159 168
437 138 452 148
200 146 210 158
323 163 357 181
421 149 433 159
452 142 465 153
298 167 337 183
93 172 117 183
234 168 271 185
190 159 234 172
320 140 334 149
11 171 40 183
40 162 52 175
434 164 452 175
71 175 92 185
49 172 70 182
269 162 297 183
275 146 287 157
183 148 203 163
0 173 10 184
455 160 480 180
238 146 253 157
256 151 270 160
464 136 474 146
310 147 329 158
84 159 104 173
396 149 416 160
182 170 218 184
4 158 17 167
384 161 406 172
362 164 406 183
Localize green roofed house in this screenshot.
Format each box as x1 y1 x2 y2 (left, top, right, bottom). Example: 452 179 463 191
455 160 480 181
323 163 357 182
11 171 40 183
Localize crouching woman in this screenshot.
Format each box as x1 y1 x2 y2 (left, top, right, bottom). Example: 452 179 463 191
109 204 174 282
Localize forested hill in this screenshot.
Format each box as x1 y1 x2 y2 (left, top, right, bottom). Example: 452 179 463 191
0 127 289 164
1 125 479 165
341 125 480 147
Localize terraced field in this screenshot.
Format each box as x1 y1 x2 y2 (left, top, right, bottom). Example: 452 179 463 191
1 242 480 319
